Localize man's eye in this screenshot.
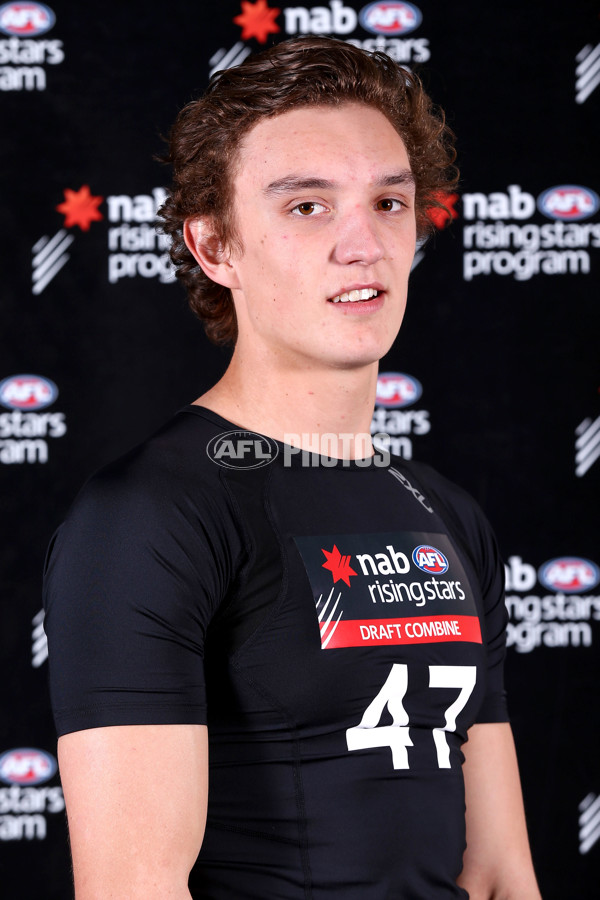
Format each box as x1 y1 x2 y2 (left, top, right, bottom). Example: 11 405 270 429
376 198 404 212
291 201 327 216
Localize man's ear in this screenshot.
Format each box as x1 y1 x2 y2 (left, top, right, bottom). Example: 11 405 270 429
183 217 241 290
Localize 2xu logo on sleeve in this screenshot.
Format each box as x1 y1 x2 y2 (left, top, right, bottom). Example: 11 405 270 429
0 374 66 464
504 555 600 653
0 748 64 841
295 531 481 649
0 3 64 92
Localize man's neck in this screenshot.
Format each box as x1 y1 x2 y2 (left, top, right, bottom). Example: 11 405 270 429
196 351 379 459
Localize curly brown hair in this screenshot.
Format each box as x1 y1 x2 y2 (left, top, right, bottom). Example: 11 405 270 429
160 36 458 346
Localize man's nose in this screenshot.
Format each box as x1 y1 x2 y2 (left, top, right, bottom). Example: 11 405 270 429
331 207 385 266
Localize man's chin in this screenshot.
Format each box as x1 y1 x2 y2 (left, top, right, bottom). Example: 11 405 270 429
333 336 401 371
328 350 389 372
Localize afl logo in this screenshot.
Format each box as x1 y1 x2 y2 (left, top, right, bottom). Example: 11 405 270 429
0 374 58 410
376 372 422 408
538 557 600 594
206 429 279 469
359 2 422 35
537 185 599 222
0 748 57 786
412 544 449 575
0 2 55 36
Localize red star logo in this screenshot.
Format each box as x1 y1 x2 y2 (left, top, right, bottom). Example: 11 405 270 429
56 185 104 231
426 191 459 229
321 545 358 587
233 0 280 43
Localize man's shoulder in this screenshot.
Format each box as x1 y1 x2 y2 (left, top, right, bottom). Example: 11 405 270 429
65 407 233 531
392 457 498 559
397 458 481 513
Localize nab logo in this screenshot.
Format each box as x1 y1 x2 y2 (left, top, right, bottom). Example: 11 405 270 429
359 1 422 35
537 185 599 222
0 1 55 35
538 557 600 594
322 544 358 586
412 544 449 575
376 372 422 408
0 374 58 410
206 429 279 469
0 748 57 785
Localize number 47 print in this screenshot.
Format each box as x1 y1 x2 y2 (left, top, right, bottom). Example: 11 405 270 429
346 665 477 770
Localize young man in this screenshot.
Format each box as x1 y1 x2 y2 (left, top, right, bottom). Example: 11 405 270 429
44 37 541 899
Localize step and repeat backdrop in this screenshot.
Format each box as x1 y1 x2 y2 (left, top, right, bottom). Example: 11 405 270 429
1 0 598 896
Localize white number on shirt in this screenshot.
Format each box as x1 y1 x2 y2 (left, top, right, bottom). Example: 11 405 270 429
346 664 477 769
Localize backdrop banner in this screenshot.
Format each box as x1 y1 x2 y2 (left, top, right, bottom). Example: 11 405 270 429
1 1 598 896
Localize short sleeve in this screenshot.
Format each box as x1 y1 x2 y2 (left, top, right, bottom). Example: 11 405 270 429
43 446 243 737
465 514 509 724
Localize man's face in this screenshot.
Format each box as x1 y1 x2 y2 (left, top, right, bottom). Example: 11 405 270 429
226 102 417 371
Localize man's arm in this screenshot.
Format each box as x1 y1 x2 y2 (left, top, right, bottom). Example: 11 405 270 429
458 721 542 900
58 723 208 899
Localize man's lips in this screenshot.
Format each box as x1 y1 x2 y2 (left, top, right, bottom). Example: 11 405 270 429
327 292 386 315
327 284 385 303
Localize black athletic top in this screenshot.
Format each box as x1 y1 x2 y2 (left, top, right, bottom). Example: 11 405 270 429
44 406 508 899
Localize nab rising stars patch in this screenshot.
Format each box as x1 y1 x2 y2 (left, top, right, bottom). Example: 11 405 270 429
294 532 482 649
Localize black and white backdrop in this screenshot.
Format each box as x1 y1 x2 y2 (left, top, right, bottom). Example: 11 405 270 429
1 1 598 896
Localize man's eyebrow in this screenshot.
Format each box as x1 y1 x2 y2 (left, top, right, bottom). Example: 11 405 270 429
262 170 416 196
263 176 337 195
374 170 416 189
